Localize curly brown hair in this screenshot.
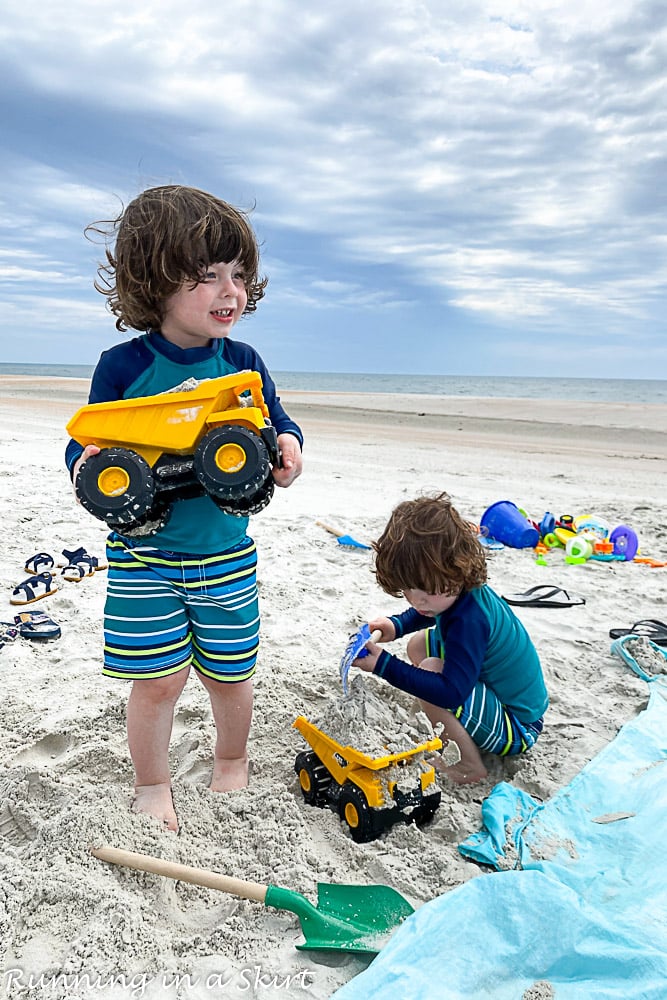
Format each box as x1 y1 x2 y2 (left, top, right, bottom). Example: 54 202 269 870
373 492 487 598
85 185 268 332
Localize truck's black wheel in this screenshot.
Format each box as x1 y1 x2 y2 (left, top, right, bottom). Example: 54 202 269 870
194 426 271 502
120 500 172 537
212 474 275 517
411 791 441 827
76 448 156 527
295 751 331 808
339 785 381 843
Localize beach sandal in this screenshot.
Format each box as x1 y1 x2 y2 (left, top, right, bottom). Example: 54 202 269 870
0 622 19 646
61 564 88 583
10 572 58 606
24 552 55 575
60 546 107 572
58 550 94 577
13 610 62 641
610 635 667 683
501 585 586 608
608 619 667 647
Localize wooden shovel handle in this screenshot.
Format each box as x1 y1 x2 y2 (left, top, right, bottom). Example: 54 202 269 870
91 845 268 904
369 629 383 644
315 521 343 538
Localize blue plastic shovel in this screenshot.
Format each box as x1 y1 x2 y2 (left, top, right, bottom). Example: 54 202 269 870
317 521 371 550
340 624 383 694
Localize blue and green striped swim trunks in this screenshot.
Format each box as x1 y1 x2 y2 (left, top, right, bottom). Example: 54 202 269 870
424 627 543 756
103 534 259 683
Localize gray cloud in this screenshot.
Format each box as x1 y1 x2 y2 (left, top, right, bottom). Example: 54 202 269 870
0 0 665 374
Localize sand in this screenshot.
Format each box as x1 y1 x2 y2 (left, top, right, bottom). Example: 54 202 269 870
0 375 665 999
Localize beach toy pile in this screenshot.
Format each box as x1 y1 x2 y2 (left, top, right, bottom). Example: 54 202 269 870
479 501 661 568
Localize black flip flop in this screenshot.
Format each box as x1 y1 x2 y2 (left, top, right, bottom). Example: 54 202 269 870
502 585 586 608
608 619 667 647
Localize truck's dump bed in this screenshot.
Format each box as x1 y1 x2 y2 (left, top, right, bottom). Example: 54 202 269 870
293 715 441 772
66 372 269 458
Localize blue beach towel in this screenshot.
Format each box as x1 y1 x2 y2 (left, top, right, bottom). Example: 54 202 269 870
331 679 667 1000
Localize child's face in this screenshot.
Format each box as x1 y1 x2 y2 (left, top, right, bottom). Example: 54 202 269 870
160 261 248 348
402 588 459 617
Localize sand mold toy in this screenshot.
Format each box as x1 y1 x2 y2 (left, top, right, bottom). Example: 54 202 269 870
609 524 639 561
480 501 539 548
67 372 280 533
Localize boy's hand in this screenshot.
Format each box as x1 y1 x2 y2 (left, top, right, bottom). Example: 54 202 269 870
273 433 303 488
368 617 396 642
353 617 395 673
71 444 100 499
353 645 382 673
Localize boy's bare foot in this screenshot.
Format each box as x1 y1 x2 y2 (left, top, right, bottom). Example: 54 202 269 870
433 756 488 785
131 782 178 831
210 754 249 792
442 760 489 785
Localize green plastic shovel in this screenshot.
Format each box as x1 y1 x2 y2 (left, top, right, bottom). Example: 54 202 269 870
91 845 414 954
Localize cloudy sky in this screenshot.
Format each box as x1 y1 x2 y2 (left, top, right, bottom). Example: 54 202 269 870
1 0 666 378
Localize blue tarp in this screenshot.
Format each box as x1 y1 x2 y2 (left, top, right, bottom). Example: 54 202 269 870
332 679 667 1000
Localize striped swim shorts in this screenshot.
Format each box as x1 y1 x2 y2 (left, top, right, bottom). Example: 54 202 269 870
103 534 259 683
425 627 543 757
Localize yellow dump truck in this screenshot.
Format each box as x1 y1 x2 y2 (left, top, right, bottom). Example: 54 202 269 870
293 715 442 843
66 371 280 532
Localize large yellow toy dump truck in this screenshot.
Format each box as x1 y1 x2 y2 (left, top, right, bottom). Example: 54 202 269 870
293 716 442 843
66 371 280 533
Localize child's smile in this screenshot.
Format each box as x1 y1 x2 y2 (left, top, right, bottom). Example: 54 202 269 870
161 261 248 349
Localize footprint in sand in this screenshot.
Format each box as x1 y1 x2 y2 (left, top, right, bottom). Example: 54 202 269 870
172 706 206 735
173 735 209 783
0 768 68 851
12 732 73 766
0 800 38 850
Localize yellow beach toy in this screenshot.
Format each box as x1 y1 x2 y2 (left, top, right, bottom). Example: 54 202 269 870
293 715 442 843
67 371 280 532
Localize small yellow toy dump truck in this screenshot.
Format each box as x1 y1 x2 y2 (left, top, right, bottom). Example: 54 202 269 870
66 371 280 532
293 716 442 843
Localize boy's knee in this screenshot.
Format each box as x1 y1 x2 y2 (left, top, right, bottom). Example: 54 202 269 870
132 667 189 704
407 631 427 665
200 672 253 701
418 655 444 675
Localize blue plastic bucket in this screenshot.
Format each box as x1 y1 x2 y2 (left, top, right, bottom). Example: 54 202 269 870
480 501 540 549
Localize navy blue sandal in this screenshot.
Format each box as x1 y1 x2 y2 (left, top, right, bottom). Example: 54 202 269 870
24 552 55 575
61 563 87 582
61 546 107 572
10 572 58 605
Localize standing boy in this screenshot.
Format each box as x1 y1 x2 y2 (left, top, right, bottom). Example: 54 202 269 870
66 185 302 831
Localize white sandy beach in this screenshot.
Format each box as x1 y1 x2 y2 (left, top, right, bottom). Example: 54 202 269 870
0 375 666 999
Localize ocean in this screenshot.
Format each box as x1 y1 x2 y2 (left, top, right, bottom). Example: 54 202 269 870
0 363 665 405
